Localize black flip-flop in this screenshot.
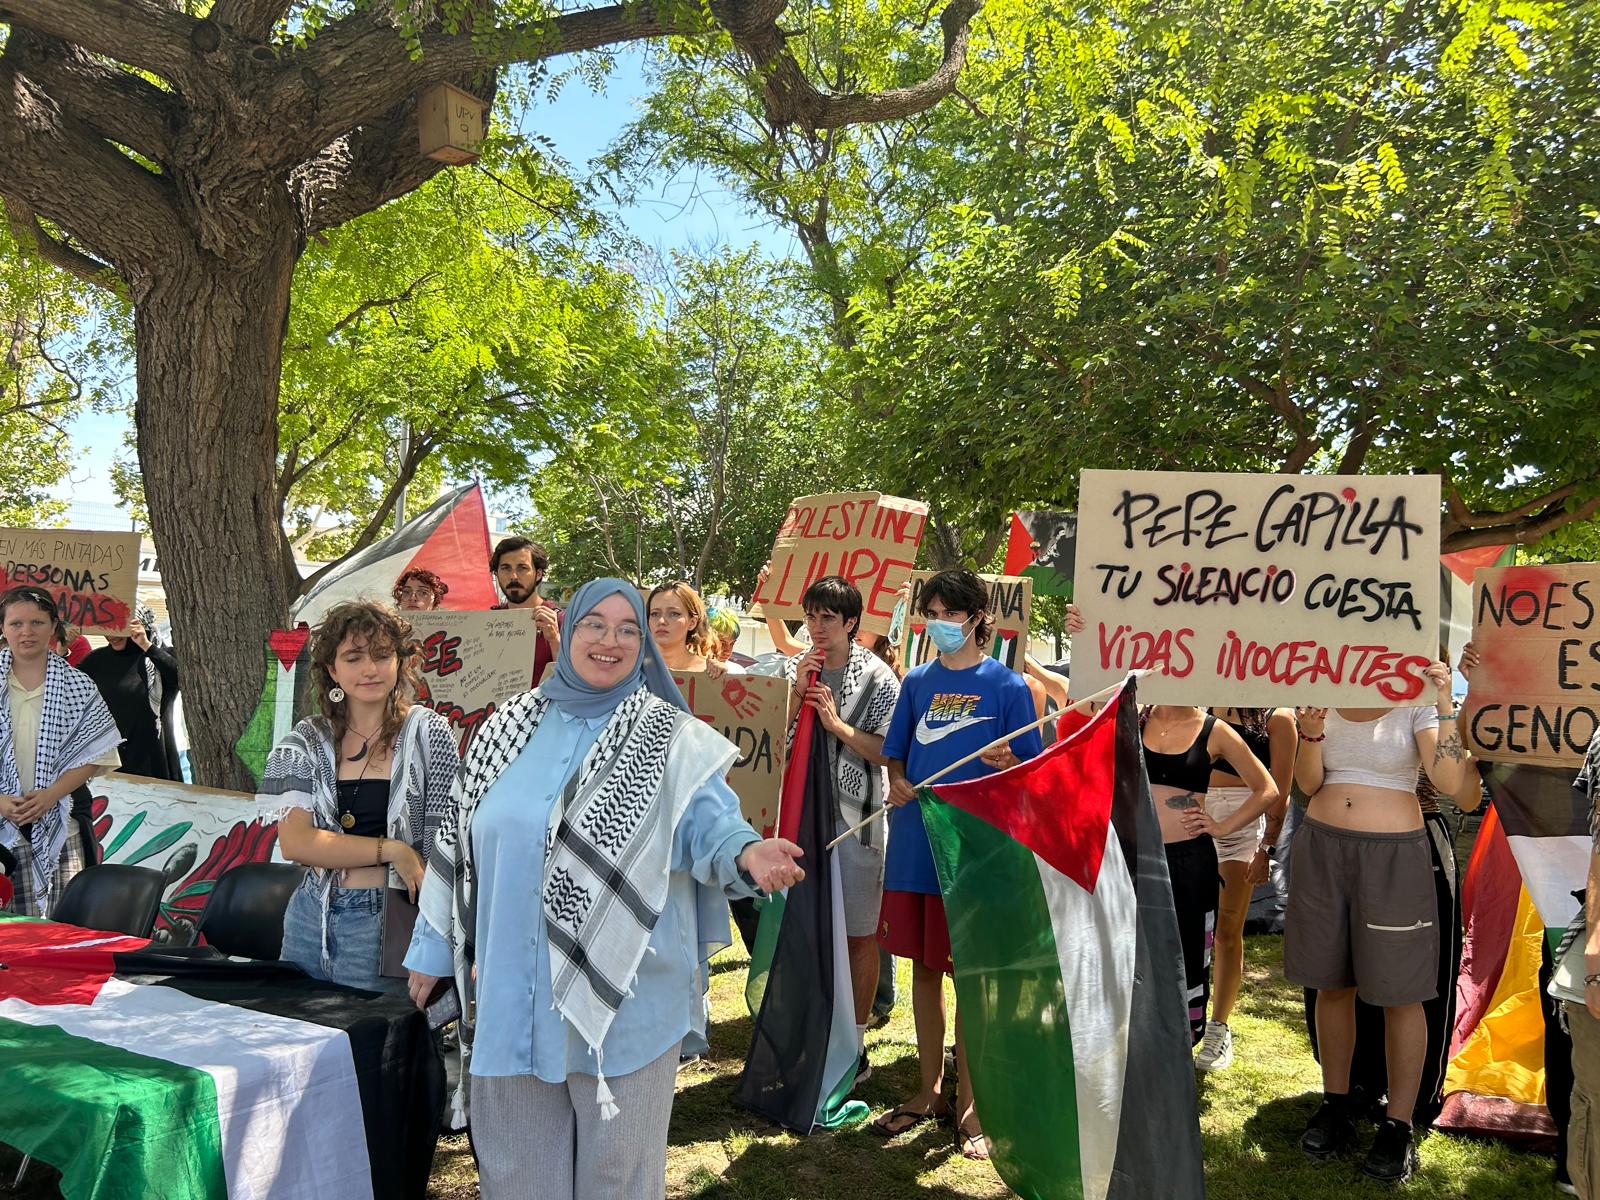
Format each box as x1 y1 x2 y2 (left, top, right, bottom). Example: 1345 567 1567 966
956 1122 991 1161
872 1104 949 1137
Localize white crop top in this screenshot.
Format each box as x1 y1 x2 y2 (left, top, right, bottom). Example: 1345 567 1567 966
1319 706 1440 793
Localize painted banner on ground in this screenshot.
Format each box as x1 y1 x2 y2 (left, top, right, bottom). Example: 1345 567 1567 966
91 773 281 946
903 571 1033 672
1004 511 1077 599
414 609 538 755
672 670 789 836
1072 470 1441 705
0 527 141 635
750 492 928 638
1462 562 1600 766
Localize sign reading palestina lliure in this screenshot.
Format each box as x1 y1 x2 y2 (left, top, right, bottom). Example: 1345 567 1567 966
413 609 539 756
1462 562 1600 767
902 572 1034 673
749 491 929 639
0 527 142 635
671 670 790 837
1071 470 1442 706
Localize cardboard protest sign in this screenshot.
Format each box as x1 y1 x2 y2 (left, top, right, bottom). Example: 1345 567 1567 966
414 609 538 755
1462 562 1600 766
1072 470 1441 706
903 571 1034 672
672 670 789 836
750 491 928 638
1004 511 1077 599
1 527 141 635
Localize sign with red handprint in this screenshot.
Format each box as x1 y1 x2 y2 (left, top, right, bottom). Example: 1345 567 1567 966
671 670 790 836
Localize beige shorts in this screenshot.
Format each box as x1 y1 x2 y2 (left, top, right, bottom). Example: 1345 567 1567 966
1205 786 1265 864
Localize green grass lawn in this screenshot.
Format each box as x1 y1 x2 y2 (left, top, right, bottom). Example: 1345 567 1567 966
424 932 1561 1199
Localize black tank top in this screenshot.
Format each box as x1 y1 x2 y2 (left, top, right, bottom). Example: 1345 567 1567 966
336 779 390 839
1225 719 1272 770
1144 714 1217 793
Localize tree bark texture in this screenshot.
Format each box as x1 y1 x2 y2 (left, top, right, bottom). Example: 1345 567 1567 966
133 231 299 791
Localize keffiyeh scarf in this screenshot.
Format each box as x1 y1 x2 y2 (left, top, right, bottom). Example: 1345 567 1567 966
785 642 899 847
0 648 121 912
257 705 458 973
419 684 737 1118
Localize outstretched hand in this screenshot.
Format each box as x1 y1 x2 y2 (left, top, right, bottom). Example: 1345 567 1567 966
738 838 806 893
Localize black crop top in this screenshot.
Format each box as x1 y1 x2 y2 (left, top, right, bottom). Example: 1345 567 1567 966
1144 714 1217 794
1225 719 1272 770
336 779 390 839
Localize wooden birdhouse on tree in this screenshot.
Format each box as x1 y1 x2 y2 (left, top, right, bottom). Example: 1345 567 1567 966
418 83 487 165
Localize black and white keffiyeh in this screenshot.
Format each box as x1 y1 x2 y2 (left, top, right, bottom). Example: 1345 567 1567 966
419 683 737 1118
0 648 122 912
785 641 900 847
257 704 458 973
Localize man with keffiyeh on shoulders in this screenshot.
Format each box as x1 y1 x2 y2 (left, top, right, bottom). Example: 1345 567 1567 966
403 577 805 1200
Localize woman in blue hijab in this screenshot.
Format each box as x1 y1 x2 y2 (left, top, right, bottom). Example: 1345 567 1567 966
406 578 803 1199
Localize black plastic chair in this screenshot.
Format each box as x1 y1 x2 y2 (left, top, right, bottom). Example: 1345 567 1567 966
196 863 305 960
51 864 166 937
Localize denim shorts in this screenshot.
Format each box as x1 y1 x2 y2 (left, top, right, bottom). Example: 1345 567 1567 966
280 876 395 993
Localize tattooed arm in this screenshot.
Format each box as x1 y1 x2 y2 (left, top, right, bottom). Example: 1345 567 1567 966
1419 659 1469 793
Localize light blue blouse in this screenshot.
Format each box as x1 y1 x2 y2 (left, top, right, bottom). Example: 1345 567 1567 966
404 705 761 1081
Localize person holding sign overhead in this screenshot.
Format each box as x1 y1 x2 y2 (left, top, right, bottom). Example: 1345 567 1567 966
873 569 1043 1160
1287 656 1465 1183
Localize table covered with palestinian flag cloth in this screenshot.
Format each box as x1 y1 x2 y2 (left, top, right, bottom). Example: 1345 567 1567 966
0 913 443 1200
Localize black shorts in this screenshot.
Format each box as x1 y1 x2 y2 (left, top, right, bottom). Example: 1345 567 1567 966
1284 817 1439 1008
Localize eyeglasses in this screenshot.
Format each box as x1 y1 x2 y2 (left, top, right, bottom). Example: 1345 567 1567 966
573 617 644 645
397 587 436 601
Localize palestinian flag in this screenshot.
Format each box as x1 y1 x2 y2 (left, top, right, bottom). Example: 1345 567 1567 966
920 675 1203 1200
292 481 496 628
234 624 315 785
1439 544 1513 663
734 691 864 1132
0 914 442 1199
1004 510 1077 599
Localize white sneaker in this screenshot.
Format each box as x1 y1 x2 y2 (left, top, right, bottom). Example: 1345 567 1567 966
1195 1020 1234 1071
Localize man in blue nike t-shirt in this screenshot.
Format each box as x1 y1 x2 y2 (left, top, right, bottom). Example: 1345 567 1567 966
871 568 1042 1160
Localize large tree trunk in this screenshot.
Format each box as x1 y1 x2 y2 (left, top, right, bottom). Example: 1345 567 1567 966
133 232 299 791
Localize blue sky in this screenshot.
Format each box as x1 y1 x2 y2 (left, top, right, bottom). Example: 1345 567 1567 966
55 45 794 528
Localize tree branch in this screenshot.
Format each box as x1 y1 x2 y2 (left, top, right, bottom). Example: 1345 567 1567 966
290 100 457 238
0 62 182 283
2 198 120 291
1441 494 1600 553
208 0 293 42
2 0 200 84
1443 479 1582 531
4 32 179 163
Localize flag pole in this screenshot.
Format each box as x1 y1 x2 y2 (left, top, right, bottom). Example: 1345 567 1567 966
823 670 1150 851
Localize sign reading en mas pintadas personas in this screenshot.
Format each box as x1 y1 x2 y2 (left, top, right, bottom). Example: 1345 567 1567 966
1071 470 1441 706
1463 562 1600 767
0 527 142 635
903 571 1033 672
750 491 929 638
413 609 538 755
671 670 789 837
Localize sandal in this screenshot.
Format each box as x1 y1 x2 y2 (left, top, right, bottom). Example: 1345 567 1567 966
956 1120 991 1161
872 1102 950 1137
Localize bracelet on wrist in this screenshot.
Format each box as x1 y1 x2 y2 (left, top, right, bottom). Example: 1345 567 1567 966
375 837 385 867
1586 973 1600 987
1437 710 1458 721
1298 731 1326 743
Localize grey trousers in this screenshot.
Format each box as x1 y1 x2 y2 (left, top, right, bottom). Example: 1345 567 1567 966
470 1043 680 1200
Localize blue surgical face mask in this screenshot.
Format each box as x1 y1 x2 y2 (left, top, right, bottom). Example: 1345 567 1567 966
925 616 973 654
